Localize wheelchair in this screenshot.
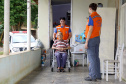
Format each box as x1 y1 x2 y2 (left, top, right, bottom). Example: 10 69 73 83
50 49 71 72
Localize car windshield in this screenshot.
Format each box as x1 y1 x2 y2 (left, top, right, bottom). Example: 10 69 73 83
12 35 35 43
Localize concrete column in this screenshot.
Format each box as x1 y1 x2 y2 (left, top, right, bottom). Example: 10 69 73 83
49 5 53 40
4 0 10 55
70 0 73 45
38 0 50 49
27 0 31 51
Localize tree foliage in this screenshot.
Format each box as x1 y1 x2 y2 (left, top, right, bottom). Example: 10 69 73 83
0 0 38 31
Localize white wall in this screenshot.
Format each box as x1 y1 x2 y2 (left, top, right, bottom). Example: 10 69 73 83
119 3 126 46
97 8 116 73
38 0 50 49
0 49 41 84
107 0 116 7
38 0 117 49
71 0 110 44
71 0 117 73
71 0 117 44
119 3 126 80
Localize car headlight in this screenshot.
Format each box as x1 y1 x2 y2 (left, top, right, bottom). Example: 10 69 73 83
12 47 20 52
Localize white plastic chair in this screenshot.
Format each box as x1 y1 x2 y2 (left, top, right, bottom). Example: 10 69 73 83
102 43 124 81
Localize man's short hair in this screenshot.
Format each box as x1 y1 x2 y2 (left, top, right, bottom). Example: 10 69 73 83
89 3 97 11
60 17 66 21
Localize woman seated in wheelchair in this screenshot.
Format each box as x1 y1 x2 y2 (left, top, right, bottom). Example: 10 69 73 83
52 32 71 72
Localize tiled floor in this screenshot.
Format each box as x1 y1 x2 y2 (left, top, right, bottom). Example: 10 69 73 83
18 54 126 84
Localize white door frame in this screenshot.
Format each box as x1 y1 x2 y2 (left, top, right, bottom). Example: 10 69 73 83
48 0 51 48
70 0 73 46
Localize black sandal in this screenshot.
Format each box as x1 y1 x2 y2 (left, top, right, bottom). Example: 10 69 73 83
61 69 65 72
57 69 61 72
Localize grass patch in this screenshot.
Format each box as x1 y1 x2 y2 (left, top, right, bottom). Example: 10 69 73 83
0 52 3 55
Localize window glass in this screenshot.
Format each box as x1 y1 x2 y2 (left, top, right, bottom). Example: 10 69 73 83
12 35 35 43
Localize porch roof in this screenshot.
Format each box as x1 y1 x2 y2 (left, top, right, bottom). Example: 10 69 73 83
33 0 71 5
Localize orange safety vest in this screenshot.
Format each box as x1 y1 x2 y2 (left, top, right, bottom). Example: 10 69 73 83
85 12 102 39
56 25 70 40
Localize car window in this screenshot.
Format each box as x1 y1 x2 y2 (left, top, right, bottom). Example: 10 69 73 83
12 35 35 43
9 36 11 43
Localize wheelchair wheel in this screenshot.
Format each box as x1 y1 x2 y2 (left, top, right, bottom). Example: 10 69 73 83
50 57 52 66
69 53 72 66
51 68 53 72
50 53 53 66
68 68 70 72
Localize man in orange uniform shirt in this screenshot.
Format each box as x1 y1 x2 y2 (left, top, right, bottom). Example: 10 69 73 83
85 3 102 81
53 17 72 42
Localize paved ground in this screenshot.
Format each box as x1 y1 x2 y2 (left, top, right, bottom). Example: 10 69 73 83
18 54 126 84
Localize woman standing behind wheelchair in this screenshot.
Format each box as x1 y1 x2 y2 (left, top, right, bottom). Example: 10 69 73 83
52 32 71 72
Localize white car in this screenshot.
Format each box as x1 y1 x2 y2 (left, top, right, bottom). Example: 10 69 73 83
9 31 42 53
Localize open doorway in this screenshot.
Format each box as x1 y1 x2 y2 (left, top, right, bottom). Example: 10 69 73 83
52 4 71 27
49 0 71 48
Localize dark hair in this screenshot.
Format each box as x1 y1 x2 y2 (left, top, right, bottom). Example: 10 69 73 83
89 3 97 11
60 17 66 21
